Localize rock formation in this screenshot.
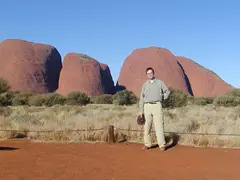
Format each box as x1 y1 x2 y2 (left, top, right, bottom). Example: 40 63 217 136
57 53 115 96
117 47 192 97
0 39 62 93
176 56 233 97
117 46 233 97
0 39 232 98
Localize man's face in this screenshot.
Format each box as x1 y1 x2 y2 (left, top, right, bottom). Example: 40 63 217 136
146 69 154 79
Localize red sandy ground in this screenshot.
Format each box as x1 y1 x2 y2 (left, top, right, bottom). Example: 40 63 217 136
0 139 239 180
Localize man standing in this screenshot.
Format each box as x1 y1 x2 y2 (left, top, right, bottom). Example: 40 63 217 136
139 67 170 151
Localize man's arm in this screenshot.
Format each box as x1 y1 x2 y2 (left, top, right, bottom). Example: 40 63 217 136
161 81 170 100
139 83 145 113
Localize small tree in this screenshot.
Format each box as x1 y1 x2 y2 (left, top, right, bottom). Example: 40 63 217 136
162 87 188 108
66 92 91 105
113 90 138 105
42 93 66 107
94 94 113 104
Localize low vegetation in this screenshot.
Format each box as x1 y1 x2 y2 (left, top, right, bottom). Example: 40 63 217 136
0 77 239 148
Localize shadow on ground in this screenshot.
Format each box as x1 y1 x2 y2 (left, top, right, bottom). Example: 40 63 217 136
150 133 180 150
0 147 19 151
166 132 180 149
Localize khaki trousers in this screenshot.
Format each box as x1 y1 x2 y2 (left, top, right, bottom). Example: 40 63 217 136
143 101 165 148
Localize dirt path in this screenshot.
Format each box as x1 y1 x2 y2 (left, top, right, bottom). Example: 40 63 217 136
0 140 239 180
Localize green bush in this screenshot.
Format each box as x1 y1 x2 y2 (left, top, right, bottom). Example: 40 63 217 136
42 93 66 107
66 92 91 105
162 88 188 108
191 96 214 106
28 93 66 107
225 88 240 97
113 90 138 105
213 88 240 107
94 94 113 104
0 77 10 93
28 94 46 106
213 95 240 107
11 92 34 106
0 92 14 106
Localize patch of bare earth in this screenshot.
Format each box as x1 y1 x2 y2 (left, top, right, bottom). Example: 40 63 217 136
0 139 239 180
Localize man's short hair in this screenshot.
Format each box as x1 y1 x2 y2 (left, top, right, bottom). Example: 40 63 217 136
146 67 154 74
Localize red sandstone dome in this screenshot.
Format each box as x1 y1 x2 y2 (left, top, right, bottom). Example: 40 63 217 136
117 46 233 97
0 39 62 93
176 56 233 97
117 47 192 97
57 53 115 96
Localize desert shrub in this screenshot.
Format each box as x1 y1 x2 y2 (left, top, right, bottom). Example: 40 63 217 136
11 92 34 106
187 96 194 105
89 96 96 104
212 88 240 107
225 88 240 97
113 90 138 105
0 92 14 106
0 77 10 93
192 96 214 106
162 88 188 108
28 93 66 107
42 93 66 107
65 92 91 105
213 95 240 107
28 94 46 106
94 94 113 104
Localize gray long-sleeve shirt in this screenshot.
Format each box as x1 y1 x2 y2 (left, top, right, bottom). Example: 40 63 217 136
139 78 170 113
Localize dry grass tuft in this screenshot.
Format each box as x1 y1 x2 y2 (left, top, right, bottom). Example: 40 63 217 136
0 104 239 148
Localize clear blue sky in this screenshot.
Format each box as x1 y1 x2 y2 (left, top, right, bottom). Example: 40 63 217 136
1 0 239 88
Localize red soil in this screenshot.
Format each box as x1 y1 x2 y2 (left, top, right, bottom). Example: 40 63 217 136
0 140 239 180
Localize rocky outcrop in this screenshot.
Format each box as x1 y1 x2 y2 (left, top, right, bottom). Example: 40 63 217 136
0 39 232 98
0 39 62 93
57 53 115 96
176 56 233 97
117 46 233 97
116 47 192 97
